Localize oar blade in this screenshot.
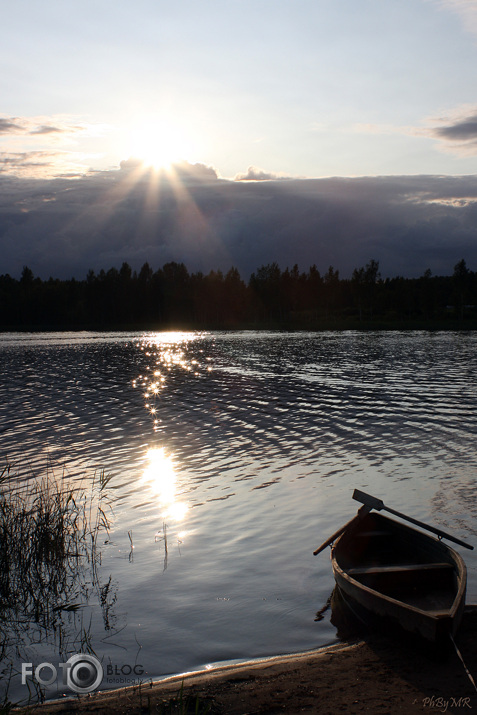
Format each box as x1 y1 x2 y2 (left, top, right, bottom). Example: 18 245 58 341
353 489 473 551
352 489 384 511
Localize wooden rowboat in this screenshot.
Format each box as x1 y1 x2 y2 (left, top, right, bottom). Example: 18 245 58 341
314 490 473 644
331 510 466 643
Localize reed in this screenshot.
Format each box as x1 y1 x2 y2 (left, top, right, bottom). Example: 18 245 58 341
0 462 115 707
0 464 111 621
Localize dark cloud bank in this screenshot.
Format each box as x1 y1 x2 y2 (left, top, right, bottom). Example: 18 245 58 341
2 162 477 280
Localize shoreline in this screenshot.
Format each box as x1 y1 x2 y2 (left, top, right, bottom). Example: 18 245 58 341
2 322 477 334
17 607 477 714
42 641 359 712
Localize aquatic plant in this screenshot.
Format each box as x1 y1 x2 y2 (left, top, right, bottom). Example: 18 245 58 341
0 464 111 621
0 462 116 706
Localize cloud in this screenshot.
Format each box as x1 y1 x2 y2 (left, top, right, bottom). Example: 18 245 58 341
172 160 218 182
29 125 65 136
0 150 88 179
0 115 100 177
234 165 293 181
426 106 477 155
119 157 145 171
0 151 60 172
351 108 477 156
433 113 477 141
1 170 477 281
120 157 218 182
0 118 24 134
433 0 477 37
0 115 114 181
0 116 74 137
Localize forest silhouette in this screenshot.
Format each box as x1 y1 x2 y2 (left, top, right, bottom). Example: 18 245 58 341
1 259 476 330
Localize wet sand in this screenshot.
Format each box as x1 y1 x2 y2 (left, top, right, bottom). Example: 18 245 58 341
17 607 477 715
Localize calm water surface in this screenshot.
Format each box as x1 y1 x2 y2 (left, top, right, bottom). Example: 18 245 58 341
1 330 476 702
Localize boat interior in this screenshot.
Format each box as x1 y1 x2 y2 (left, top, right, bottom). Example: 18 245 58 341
335 512 459 613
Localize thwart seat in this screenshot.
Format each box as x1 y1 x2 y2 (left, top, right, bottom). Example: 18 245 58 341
347 563 453 576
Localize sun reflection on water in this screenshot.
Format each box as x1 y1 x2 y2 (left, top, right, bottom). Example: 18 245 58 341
133 333 211 528
133 331 209 431
141 447 189 522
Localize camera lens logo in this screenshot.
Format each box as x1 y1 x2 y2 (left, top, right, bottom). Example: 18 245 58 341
65 654 103 694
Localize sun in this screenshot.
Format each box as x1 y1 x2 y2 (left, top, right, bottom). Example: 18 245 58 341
129 121 193 171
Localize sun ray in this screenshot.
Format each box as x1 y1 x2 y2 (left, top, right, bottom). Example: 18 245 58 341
51 117 231 276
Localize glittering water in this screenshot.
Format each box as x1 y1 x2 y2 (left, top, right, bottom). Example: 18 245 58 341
1 330 476 702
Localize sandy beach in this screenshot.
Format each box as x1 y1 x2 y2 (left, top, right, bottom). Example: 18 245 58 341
16 606 477 715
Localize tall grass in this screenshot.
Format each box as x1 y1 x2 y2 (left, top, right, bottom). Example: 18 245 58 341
0 464 112 622
0 462 115 705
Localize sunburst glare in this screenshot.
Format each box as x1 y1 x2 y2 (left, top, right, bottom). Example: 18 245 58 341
128 121 196 171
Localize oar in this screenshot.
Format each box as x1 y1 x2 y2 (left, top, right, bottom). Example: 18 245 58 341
353 489 474 551
313 505 371 555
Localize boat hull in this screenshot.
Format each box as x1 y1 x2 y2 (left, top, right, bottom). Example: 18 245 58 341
331 512 466 643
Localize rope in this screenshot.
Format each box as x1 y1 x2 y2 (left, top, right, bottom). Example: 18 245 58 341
450 632 477 694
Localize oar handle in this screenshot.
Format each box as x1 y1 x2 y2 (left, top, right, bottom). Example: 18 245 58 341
385 505 474 551
313 506 370 555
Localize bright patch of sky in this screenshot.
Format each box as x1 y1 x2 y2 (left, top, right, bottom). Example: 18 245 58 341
2 0 477 178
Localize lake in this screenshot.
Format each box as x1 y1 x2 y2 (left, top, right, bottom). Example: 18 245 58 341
1 330 476 703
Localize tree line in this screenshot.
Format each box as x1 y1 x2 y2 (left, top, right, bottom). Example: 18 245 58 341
1 259 476 330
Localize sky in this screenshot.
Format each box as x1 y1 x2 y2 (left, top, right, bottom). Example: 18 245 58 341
3 0 477 279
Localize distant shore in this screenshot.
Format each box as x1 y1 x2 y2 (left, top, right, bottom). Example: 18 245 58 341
18 607 477 715
4 257 477 335
2 317 477 333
